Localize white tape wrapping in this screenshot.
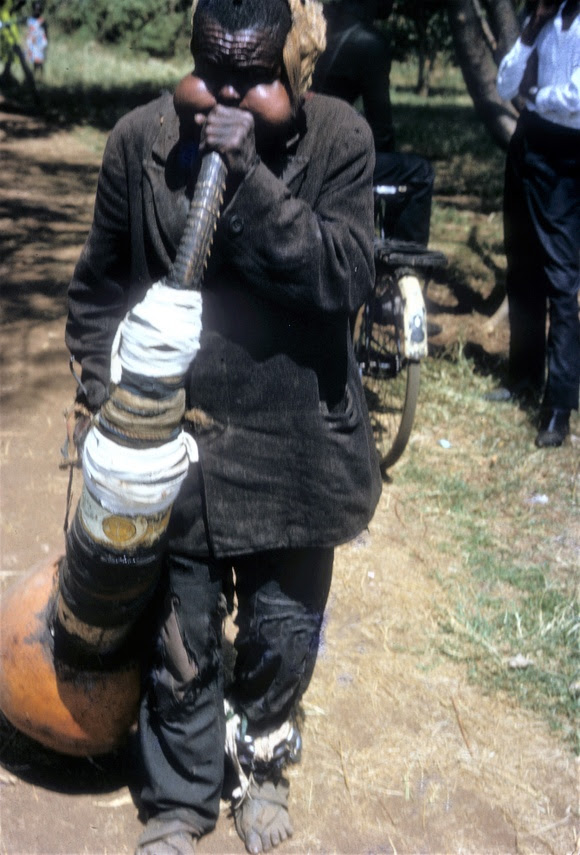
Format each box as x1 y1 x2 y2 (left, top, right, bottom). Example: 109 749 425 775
110 281 203 384
82 427 199 516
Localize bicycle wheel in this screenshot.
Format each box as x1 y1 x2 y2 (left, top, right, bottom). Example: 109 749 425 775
356 277 421 471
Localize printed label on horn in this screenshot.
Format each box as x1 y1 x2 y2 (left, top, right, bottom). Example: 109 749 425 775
102 516 138 544
79 487 171 550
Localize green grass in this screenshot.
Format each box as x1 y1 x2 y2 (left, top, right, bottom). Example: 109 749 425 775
6 34 193 130
46 36 192 89
396 351 579 751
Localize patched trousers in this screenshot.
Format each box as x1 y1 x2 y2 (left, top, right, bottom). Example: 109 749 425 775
503 110 580 411
136 466 334 835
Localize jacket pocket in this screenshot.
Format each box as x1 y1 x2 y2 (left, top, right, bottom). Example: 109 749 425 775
318 384 358 431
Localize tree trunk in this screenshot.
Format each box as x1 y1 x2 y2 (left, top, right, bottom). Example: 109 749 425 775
447 0 518 149
415 14 429 95
483 0 521 59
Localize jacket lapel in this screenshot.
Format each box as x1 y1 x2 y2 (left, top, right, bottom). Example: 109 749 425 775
141 96 311 268
143 99 191 265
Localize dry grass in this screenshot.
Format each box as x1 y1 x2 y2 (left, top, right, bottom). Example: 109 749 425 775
287 516 579 854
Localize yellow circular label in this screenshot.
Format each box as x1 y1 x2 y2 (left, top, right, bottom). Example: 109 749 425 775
102 516 138 544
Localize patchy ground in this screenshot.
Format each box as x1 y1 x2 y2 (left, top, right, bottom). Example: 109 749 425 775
0 100 578 855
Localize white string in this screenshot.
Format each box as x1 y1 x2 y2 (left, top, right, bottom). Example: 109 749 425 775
110 281 203 384
224 700 297 805
82 427 198 516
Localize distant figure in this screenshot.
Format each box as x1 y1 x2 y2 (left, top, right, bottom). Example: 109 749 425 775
25 1 47 78
311 0 434 246
0 0 25 85
491 0 580 447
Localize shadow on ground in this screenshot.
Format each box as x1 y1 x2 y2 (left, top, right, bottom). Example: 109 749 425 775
0 712 130 795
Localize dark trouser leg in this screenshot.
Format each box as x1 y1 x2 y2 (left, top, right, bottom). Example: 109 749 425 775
227 548 333 852
507 115 580 412
373 152 434 246
546 271 580 410
531 163 580 412
230 547 333 735
503 127 547 397
138 552 229 835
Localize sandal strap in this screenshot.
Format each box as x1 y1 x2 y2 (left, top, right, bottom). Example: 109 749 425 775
245 776 289 807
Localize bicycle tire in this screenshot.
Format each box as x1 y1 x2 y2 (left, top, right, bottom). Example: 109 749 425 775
376 359 420 470
356 280 421 471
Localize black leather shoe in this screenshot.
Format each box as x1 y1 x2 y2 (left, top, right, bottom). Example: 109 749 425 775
535 409 570 448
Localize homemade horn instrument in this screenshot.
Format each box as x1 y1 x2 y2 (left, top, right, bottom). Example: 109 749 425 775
0 150 227 756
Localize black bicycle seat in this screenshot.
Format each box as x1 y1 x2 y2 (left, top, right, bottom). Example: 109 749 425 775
374 237 447 271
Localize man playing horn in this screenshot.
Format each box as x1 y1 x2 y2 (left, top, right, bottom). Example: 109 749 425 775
65 0 381 851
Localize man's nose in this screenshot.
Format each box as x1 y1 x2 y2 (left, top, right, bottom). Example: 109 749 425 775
217 83 242 105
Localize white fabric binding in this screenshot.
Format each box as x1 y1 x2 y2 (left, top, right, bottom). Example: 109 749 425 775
82 427 198 516
110 281 203 383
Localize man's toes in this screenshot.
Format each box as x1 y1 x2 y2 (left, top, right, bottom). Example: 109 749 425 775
245 829 263 855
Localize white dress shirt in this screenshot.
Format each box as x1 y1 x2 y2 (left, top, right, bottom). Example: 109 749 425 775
497 3 580 129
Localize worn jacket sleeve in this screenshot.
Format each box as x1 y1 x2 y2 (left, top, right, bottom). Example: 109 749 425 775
217 108 375 316
65 123 132 410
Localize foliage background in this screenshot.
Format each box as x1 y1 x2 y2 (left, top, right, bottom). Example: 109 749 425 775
43 0 193 57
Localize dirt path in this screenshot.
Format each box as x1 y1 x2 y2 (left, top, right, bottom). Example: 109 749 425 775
0 102 577 855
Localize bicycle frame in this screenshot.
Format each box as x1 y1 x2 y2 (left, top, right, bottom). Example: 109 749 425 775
397 272 428 361
354 186 445 470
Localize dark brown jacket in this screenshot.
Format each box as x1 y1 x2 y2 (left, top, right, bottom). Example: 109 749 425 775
66 90 382 556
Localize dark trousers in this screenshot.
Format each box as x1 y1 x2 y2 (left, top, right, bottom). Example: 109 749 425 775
136 480 334 835
373 151 434 246
503 111 580 411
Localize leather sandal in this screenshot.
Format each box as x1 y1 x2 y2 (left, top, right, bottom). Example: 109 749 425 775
233 777 293 854
135 817 198 855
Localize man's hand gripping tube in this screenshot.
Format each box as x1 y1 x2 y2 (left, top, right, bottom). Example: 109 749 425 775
57 153 227 665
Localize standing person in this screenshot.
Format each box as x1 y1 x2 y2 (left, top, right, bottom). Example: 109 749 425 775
492 0 580 447
25 0 47 78
64 0 382 853
0 0 33 89
311 0 434 246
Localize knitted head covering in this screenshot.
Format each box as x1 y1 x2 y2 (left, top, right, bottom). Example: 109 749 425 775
283 0 327 99
190 0 326 105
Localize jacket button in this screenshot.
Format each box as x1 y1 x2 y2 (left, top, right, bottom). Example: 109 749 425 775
229 214 244 236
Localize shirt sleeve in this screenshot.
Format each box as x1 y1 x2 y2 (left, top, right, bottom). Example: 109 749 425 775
497 36 535 101
535 51 580 122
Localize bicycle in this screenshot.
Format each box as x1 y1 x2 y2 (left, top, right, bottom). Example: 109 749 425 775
354 186 447 473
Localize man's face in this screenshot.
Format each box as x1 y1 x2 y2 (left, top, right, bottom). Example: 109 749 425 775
191 15 293 148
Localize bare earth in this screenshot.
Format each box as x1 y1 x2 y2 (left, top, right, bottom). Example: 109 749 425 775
0 102 578 855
